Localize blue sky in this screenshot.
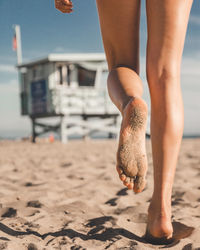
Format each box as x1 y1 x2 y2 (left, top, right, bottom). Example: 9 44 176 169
0 0 200 137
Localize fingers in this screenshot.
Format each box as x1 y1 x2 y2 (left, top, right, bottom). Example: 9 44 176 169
55 0 73 13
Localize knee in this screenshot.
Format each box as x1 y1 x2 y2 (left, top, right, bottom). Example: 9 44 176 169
106 50 140 74
146 60 180 91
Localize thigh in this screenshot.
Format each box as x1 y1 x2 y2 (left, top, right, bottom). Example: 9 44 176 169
146 0 193 74
96 0 141 73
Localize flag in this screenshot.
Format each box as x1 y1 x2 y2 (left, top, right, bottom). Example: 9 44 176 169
12 33 17 51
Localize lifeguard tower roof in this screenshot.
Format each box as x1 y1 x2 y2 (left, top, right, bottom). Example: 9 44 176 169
17 53 107 68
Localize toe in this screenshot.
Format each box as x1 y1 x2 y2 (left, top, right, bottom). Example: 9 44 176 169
127 182 134 190
116 165 123 175
127 177 135 189
123 177 131 185
126 177 131 183
119 173 126 181
133 176 146 193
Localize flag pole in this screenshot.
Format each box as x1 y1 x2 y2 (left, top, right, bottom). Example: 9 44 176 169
13 25 23 65
13 25 23 116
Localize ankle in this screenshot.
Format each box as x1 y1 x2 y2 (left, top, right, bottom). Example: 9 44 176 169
148 196 172 219
147 200 173 239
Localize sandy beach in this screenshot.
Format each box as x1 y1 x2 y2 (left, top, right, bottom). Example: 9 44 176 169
0 138 199 250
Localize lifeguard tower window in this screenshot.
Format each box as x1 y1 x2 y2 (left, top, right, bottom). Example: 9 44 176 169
78 65 96 87
58 66 63 85
67 65 71 86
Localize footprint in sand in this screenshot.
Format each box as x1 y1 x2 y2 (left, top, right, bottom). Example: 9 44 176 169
172 191 185 199
172 198 184 206
60 162 73 168
0 242 8 249
23 208 40 217
105 198 118 206
24 221 40 229
172 191 185 205
27 243 38 250
117 244 138 250
182 243 193 250
86 216 116 228
71 245 86 250
27 200 43 208
116 188 128 196
24 182 45 187
114 206 147 223
0 237 10 241
0 207 17 218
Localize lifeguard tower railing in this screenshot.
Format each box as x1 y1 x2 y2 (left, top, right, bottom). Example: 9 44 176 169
52 86 121 143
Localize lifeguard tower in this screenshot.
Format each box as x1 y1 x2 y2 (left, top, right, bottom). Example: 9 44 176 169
17 53 121 143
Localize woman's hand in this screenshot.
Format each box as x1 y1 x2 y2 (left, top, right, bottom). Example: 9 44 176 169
55 0 73 13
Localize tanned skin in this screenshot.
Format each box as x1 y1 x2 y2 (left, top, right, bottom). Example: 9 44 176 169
55 0 193 243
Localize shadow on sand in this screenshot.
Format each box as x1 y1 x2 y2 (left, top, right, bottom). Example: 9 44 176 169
0 217 194 248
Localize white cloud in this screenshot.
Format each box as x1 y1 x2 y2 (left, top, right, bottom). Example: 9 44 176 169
189 15 200 26
0 64 17 73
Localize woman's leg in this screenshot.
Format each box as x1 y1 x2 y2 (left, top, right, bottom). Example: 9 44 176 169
146 0 193 240
96 0 148 192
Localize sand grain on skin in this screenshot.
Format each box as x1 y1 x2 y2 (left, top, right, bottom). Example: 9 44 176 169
117 98 148 192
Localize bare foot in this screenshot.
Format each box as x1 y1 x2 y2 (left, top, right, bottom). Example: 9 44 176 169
116 97 148 193
145 200 173 244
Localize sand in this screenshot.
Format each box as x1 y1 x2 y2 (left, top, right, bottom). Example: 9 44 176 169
0 138 199 250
